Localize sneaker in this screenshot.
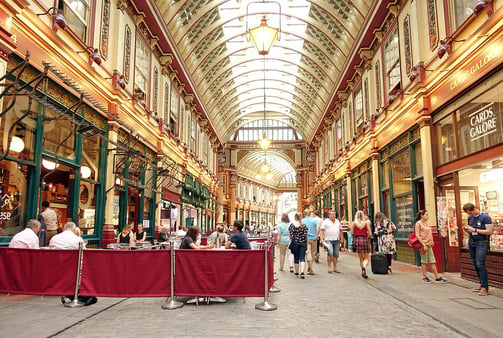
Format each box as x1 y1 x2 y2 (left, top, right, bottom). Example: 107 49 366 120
300 273 305 279
294 272 299 277
423 277 432 284
289 267 294 273
435 277 448 284
472 286 481 292
479 288 489 296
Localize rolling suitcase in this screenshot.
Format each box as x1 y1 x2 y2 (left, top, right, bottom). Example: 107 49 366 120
371 253 388 274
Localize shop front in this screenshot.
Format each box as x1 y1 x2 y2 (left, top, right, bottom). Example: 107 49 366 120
380 129 425 266
434 72 503 285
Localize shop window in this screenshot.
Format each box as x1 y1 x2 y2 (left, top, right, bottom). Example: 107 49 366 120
394 194 414 239
143 197 151 230
449 0 477 31
170 81 179 136
458 157 503 251
384 29 401 96
354 87 364 132
134 36 149 103
43 108 75 159
414 143 423 178
435 114 456 165
41 163 72 226
0 163 29 237
456 91 503 158
58 0 89 41
0 97 36 162
391 149 412 195
381 159 390 189
78 182 95 235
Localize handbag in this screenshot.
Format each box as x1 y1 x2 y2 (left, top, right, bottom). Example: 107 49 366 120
408 233 424 254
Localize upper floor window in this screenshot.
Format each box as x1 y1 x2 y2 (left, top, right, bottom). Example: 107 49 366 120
450 0 477 30
190 116 196 152
58 0 89 41
231 120 302 142
169 81 179 136
384 28 400 94
354 87 364 130
134 35 149 101
335 116 343 153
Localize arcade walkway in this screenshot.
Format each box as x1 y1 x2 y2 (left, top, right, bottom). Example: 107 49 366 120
1 250 502 338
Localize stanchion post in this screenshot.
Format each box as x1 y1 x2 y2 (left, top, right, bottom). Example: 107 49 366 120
64 242 85 308
269 236 281 293
162 241 183 310
255 240 277 311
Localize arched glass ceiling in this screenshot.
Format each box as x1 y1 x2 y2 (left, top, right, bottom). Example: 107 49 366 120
230 119 302 141
238 150 296 186
156 0 371 144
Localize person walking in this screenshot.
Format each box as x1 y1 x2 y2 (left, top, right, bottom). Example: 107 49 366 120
312 210 323 263
374 212 397 273
414 210 448 284
277 213 294 273
320 210 344 273
302 208 318 275
352 210 372 279
289 212 308 279
462 203 493 296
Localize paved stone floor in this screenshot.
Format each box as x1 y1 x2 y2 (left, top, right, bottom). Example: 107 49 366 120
1 250 502 338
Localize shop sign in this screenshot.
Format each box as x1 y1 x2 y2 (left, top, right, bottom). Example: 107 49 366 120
468 102 498 141
432 44 501 110
394 194 414 239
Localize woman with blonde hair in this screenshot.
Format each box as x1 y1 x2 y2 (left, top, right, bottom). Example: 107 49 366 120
352 210 372 278
289 212 308 279
277 213 294 272
117 224 134 245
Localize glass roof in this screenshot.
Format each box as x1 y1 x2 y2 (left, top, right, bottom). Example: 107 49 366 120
155 0 371 186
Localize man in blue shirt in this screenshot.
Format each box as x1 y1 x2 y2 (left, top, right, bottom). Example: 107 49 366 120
463 203 493 296
225 220 251 249
302 208 319 275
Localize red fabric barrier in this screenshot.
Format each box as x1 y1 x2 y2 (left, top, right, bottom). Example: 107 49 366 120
0 248 78 295
79 249 171 297
174 247 274 297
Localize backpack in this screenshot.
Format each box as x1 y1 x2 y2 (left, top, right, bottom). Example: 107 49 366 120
408 233 424 254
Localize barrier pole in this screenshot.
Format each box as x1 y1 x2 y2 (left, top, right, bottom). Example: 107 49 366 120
255 240 277 311
64 242 85 308
162 241 183 310
269 234 281 293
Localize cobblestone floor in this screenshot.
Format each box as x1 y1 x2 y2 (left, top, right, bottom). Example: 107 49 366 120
1 250 502 338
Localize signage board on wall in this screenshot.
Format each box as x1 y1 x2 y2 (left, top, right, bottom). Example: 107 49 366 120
394 195 414 239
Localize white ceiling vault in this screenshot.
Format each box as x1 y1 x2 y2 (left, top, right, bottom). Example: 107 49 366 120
147 0 375 185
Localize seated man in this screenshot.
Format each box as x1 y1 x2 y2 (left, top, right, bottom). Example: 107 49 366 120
8 219 41 249
50 222 96 306
225 220 251 249
207 225 228 248
49 221 86 249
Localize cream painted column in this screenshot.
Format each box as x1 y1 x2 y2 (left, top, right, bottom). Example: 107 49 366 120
419 117 437 226
371 153 381 214
229 173 237 226
102 121 120 248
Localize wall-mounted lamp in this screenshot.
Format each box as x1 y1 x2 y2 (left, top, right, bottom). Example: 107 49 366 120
473 0 493 15
109 71 126 90
36 7 66 31
408 68 420 82
9 136 25 153
438 37 465 59
78 47 102 65
80 166 92 179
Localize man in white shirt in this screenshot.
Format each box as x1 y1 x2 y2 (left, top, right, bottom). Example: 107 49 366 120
320 210 344 273
8 219 41 249
49 222 85 249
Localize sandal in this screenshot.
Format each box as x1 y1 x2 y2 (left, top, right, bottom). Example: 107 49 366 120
290 267 294 273
362 267 368 279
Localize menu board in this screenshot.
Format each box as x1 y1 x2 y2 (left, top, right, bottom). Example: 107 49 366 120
395 195 414 239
